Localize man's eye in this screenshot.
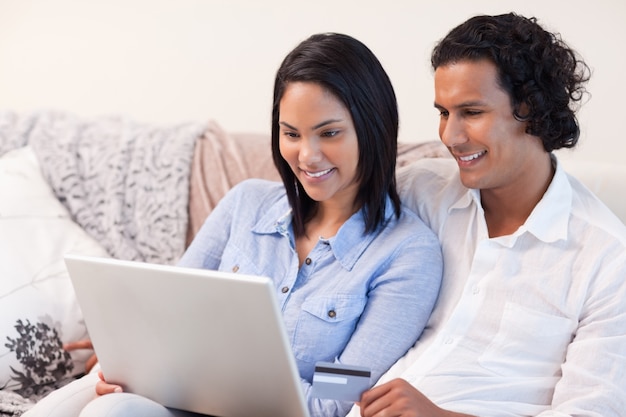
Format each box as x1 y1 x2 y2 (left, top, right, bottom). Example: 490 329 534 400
438 110 449 118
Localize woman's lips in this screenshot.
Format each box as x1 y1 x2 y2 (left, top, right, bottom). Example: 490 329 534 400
302 167 334 178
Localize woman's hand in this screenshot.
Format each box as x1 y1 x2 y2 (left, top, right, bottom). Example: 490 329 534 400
95 370 123 395
64 339 98 373
64 339 122 396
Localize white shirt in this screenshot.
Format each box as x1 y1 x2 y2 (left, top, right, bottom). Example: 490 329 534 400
349 157 626 417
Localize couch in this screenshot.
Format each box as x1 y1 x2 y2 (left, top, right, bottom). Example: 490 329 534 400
1 110 624 416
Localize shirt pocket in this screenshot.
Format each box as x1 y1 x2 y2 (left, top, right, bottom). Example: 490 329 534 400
292 294 366 363
218 243 260 275
479 302 575 377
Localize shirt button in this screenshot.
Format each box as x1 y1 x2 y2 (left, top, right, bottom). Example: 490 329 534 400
305 258 312 265
472 286 480 295
444 338 453 345
327 310 336 318
232 265 239 273
281 286 289 294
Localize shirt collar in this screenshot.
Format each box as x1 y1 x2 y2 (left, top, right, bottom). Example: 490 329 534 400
253 197 292 236
448 154 572 243
522 156 571 242
329 197 395 270
450 188 478 212
252 194 395 271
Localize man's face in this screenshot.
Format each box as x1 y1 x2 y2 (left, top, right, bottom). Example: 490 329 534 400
434 59 547 194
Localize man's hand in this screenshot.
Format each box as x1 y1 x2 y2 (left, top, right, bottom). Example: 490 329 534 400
358 378 474 417
64 339 98 373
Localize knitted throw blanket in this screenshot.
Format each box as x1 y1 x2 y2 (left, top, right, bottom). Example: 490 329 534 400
0 110 207 265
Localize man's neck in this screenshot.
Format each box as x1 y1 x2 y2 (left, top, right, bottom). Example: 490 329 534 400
481 155 555 238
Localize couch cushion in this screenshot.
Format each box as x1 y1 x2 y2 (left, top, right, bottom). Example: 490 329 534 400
0 146 110 401
187 123 280 245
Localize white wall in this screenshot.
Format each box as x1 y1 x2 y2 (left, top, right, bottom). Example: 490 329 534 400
0 0 624 164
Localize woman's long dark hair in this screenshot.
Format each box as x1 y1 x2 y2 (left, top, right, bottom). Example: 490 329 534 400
271 33 400 237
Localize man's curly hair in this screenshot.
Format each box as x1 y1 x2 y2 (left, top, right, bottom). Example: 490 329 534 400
431 12 591 152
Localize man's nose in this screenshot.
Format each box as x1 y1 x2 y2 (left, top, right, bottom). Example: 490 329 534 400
439 115 468 148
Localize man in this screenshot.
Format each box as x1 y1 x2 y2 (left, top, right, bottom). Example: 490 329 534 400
352 12 626 417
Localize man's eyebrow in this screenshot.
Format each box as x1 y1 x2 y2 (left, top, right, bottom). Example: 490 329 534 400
434 100 486 110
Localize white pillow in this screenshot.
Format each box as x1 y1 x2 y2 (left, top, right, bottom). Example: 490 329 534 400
0 146 110 401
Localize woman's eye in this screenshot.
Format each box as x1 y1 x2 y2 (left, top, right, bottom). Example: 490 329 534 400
321 130 339 137
283 131 299 138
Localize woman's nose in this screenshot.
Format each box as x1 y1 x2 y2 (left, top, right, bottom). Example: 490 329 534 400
299 137 322 164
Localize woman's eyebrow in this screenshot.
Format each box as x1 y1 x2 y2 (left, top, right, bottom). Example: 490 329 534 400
279 121 297 130
313 119 343 130
279 119 344 131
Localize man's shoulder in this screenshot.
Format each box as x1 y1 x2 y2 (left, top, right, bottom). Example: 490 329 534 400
397 158 465 213
567 174 626 246
398 157 459 189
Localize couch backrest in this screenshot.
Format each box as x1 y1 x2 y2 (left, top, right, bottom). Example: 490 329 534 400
560 159 626 225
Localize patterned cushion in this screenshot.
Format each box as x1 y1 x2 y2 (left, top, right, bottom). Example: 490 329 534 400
0 146 109 401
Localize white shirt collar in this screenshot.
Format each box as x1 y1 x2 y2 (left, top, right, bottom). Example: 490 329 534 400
448 154 572 244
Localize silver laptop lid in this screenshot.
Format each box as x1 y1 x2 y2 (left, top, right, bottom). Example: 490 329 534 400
65 254 310 417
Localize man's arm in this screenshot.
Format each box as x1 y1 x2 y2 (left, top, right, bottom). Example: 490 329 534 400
545 251 626 416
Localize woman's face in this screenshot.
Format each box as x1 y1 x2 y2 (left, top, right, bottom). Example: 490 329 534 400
278 82 360 209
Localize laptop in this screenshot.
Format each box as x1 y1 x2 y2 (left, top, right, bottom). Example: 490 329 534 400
64 254 310 417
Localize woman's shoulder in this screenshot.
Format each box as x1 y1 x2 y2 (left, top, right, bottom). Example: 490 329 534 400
366 199 439 251
393 204 439 241
224 179 287 211
229 178 285 197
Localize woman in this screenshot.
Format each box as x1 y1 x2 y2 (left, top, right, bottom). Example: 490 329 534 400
24 33 442 417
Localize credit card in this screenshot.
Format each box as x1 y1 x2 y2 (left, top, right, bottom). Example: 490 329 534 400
311 362 371 402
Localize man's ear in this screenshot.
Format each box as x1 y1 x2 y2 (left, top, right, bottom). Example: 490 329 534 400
514 100 531 120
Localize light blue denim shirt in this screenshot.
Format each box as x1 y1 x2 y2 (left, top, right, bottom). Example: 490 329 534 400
179 179 442 417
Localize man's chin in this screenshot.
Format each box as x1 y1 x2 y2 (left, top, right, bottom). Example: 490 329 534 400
458 173 483 190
